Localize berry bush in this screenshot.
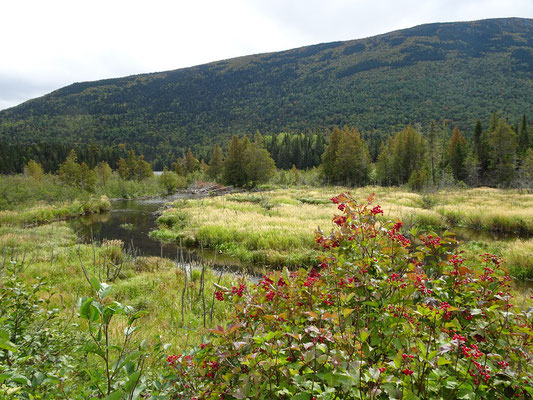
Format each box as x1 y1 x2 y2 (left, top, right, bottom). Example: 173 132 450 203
164 193 532 399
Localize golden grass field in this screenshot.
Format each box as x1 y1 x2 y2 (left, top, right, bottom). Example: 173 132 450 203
155 186 533 278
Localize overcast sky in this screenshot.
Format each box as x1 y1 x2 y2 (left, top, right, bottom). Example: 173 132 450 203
1 0 532 111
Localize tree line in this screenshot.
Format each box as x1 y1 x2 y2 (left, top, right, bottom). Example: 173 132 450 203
12 112 533 190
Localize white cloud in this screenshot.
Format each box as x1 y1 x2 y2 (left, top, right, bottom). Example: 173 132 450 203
0 0 532 110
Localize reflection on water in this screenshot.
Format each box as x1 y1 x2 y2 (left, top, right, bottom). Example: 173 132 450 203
71 194 200 259
69 193 251 273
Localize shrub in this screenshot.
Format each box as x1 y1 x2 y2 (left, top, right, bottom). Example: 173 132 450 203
162 193 532 399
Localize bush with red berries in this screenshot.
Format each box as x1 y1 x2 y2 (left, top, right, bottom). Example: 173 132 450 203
163 193 532 399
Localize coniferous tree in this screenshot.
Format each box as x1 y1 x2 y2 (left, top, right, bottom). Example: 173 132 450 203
184 148 199 175
223 136 247 187
489 112 499 133
333 127 371 186
94 161 112 187
473 120 483 162
321 126 342 183
375 138 394 186
117 158 130 179
207 144 224 181
135 155 153 179
489 120 517 186
79 162 96 191
126 150 138 177
254 131 264 148
519 149 533 188
172 157 184 176
24 160 44 182
427 121 438 185
518 114 529 155
448 127 468 182
243 142 276 186
58 150 81 185
389 125 426 185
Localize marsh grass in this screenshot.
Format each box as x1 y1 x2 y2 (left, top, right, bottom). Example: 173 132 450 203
0 196 111 226
153 186 533 277
0 221 239 352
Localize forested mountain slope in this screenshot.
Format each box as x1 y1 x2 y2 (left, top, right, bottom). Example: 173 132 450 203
1 17 532 162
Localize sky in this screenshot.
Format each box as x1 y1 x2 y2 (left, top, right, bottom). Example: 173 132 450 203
1 0 532 111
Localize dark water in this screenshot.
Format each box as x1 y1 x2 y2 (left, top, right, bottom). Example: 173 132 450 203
69 193 247 270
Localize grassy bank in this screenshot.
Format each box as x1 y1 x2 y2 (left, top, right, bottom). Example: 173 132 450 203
0 172 170 226
153 186 533 278
0 173 166 211
0 196 111 226
0 221 238 350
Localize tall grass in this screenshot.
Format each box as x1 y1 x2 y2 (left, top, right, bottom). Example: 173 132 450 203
0 221 239 351
153 186 533 277
0 196 111 226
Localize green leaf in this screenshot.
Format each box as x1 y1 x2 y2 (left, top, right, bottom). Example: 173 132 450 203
105 390 125 400
417 340 426 357
125 371 141 392
79 297 94 319
90 277 101 292
343 308 355 318
0 338 17 352
291 393 310 400
394 349 403 368
437 357 451 366
99 282 112 298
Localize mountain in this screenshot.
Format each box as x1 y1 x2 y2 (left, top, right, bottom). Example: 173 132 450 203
1 17 532 163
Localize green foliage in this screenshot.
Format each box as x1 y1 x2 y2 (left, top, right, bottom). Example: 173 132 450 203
488 120 518 186
207 144 224 181
94 161 113 187
24 160 44 182
163 193 532 399
158 168 186 194
0 268 82 398
77 268 147 398
184 148 200 175
322 126 371 186
376 125 426 186
223 136 276 187
117 151 153 181
448 127 468 182
519 148 533 188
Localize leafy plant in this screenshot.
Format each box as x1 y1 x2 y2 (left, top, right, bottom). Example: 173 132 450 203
162 193 532 399
0 265 80 398
78 262 147 399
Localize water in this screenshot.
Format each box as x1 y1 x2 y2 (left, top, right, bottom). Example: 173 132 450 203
69 192 249 271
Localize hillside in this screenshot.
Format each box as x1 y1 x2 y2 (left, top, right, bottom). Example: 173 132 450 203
1 17 533 163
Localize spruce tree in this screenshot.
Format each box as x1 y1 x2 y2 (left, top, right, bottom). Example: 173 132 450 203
489 120 517 186
427 120 438 185
207 144 224 181
223 136 247 187
448 127 468 182
473 120 483 161
321 126 342 183
518 114 529 155
184 148 199 175
334 127 371 186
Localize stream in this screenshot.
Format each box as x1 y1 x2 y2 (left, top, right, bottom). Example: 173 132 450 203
69 193 241 265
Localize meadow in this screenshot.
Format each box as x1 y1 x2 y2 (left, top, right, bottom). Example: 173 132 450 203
153 186 533 279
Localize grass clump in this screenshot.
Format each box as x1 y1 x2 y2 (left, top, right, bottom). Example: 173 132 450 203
0 196 111 226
